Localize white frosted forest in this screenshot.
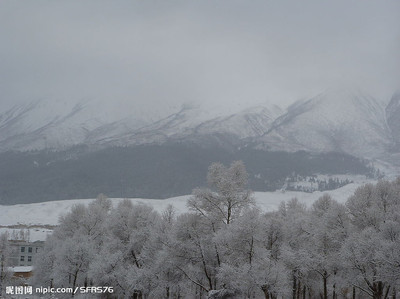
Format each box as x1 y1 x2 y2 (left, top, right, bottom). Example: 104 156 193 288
1 161 398 299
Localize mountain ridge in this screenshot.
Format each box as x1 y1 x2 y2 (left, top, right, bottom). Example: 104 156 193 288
255 88 392 159
0 88 399 162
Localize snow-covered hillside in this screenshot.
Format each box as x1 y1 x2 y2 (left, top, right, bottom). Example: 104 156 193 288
101 104 283 147
0 98 151 151
386 91 400 150
257 88 392 158
0 181 370 242
0 98 283 151
0 88 399 161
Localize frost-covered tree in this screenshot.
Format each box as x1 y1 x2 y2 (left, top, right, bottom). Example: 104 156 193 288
89 200 160 298
172 161 255 296
278 198 312 299
167 213 219 296
188 161 254 225
346 180 400 231
378 219 400 296
32 167 400 298
31 236 57 288
342 179 400 299
260 211 285 261
33 195 112 295
306 194 349 299
215 208 263 297
142 205 185 298
341 228 388 299
55 234 95 291
0 232 12 297
215 208 289 298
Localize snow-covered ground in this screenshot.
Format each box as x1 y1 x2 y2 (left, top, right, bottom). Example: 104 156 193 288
0 181 370 241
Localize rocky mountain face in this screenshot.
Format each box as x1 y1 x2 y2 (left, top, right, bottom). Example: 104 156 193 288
0 89 398 161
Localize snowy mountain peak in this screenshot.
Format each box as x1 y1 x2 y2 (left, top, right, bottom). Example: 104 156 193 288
257 89 391 158
0 89 398 161
0 97 284 151
0 98 153 151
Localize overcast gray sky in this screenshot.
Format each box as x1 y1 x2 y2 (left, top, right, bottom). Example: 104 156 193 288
0 0 399 112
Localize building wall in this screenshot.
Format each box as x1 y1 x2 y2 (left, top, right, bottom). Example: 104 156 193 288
9 241 44 267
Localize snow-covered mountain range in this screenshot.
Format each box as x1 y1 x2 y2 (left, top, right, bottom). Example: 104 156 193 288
1 88 399 161
256 89 392 159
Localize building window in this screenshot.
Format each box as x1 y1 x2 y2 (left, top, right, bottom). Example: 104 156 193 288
36 248 39 253
28 256 32 262
21 247 25 253
28 247 32 253
20 256 25 261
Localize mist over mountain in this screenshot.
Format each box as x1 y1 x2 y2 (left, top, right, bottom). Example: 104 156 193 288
0 88 397 159
256 88 392 159
0 88 399 204
386 91 400 150
0 97 283 151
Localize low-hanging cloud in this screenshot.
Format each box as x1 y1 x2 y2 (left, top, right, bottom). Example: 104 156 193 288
0 0 399 113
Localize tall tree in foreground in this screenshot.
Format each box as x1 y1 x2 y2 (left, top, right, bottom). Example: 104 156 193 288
183 161 255 296
215 208 289 299
306 194 349 299
188 160 254 225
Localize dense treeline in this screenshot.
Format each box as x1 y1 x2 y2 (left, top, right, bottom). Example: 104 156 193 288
0 144 372 204
32 162 400 298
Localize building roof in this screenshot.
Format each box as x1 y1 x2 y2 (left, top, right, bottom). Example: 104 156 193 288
8 240 45 245
8 266 33 273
